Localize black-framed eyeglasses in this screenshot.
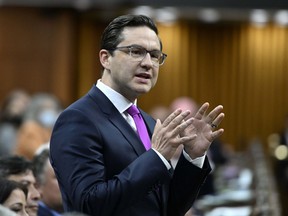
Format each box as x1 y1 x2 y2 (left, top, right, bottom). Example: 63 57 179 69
111 45 167 67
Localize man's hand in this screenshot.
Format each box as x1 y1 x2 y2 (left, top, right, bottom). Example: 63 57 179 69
151 109 197 161
183 102 225 159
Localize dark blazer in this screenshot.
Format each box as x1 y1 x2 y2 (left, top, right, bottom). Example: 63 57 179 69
38 202 61 216
50 85 211 216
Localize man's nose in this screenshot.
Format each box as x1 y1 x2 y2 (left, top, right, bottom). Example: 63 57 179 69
140 53 154 67
30 185 41 200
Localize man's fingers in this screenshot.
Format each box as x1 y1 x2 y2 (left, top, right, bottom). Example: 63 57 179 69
153 119 162 134
162 109 181 127
152 116 194 146
171 118 194 137
210 113 225 129
194 102 209 120
211 128 224 140
162 109 191 128
205 105 224 124
179 134 197 143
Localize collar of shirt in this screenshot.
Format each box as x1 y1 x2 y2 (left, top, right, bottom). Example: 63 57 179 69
96 79 136 114
96 80 138 131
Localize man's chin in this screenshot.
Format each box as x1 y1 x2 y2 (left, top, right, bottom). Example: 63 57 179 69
26 207 38 216
135 85 152 94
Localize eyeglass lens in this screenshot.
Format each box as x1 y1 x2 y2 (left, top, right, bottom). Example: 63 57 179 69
129 47 164 65
114 46 166 66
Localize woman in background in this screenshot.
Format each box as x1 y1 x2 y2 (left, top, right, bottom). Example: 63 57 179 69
0 178 29 216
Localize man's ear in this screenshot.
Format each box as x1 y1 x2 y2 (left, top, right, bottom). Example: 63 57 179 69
99 49 111 69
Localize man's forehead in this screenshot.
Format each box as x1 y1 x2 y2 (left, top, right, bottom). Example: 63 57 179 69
8 170 36 183
122 26 157 38
121 27 160 49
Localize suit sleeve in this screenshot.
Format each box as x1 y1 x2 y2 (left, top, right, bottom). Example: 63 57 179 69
167 154 211 216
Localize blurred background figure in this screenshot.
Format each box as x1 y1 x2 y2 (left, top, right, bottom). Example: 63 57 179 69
279 114 288 146
14 93 62 159
0 178 29 216
268 113 288 216
0 155 41 216
0 90 31 156
33 146 63 216
149 105 170 122
170 97 199 116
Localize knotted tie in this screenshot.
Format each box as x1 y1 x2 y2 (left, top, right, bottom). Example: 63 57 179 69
127 105 151 150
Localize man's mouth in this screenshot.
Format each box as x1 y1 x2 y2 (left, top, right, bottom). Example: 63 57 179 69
26 204 38 211
136 73 151 79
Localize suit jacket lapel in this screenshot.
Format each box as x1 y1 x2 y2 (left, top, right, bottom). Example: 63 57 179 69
109 112 146 155
88 86 146 155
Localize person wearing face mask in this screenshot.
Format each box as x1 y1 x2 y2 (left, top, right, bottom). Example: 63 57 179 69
0 156 41 216
14 93 62 160
0 178 29 216
50 14 225 216
0 90 31 157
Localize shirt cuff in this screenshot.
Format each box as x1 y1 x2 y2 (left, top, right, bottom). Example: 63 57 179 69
183 150 206 168
152 149 171 170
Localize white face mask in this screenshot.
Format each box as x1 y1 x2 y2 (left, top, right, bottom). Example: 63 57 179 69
37 109 60 128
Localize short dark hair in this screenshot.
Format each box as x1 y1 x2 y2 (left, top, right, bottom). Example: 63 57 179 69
0 178 28 204
101 14 162 52
0 156 33 178
32 149 50 185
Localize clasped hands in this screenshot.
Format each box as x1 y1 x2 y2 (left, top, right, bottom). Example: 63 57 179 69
152 102 224 161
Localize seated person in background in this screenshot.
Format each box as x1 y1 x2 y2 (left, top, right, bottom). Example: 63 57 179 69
0 178 29 216
0 90 31 156
33 147 63 216
149 105 170 122
273 114 288 184
14 93 62 159
274 114 288 215
279 114 288 145
0 155 41 216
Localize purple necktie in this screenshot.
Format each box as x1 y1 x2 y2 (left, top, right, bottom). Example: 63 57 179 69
127 105 151 150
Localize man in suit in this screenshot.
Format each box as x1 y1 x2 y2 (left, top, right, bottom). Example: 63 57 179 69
33 147 63 216
50 14 225 216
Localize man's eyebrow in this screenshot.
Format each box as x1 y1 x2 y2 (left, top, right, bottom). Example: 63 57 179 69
128 44 160 51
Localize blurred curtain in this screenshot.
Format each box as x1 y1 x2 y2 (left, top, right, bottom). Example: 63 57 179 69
1 7 287 151
136 22 288 150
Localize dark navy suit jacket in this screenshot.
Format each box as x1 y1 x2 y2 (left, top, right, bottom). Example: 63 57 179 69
38 201 61 216
50 85 211 216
